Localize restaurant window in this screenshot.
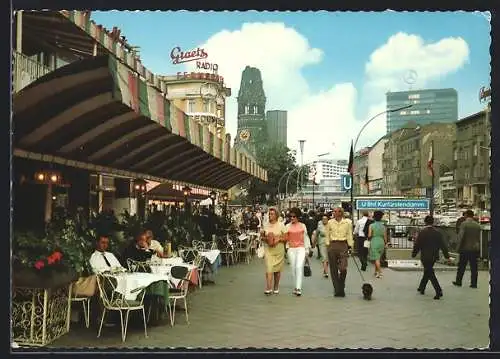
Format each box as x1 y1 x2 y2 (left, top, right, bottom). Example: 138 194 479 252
187 99 196 113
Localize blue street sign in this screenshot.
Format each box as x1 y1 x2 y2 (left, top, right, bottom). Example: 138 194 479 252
340 175 352 191
355 199 430 211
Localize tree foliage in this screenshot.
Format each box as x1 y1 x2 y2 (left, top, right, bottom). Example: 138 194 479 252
245 143 308 205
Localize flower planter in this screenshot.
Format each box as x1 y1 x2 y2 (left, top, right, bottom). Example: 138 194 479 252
11 268 78 347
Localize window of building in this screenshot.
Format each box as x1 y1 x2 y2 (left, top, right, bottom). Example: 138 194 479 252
408 94 420 100
413 100 419 104
400 111 408 115
426 109 431 114
253 105 258 114
202 99 209 113
454 149 458 160
410 110 420 115
465 171 470 180
473 144 478 156
187 99 196 113
245 105 249 114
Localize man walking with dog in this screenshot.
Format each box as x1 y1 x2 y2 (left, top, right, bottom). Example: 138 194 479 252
325 207 354 297
411 215 451 300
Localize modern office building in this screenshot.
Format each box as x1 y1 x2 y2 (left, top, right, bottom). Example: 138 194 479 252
235 66 267 155
266 110 287 146
386 88 458 134
313 159 349 180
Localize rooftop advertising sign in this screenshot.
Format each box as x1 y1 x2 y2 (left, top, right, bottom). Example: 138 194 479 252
170 46 219 73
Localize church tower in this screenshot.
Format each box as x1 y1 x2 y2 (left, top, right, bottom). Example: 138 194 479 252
235 66 267 155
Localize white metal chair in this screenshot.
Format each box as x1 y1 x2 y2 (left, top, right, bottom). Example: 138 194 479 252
126 258 151 273
96 274 148 342
181 248 199 265
71 296 91 328
218 235 236 267
168 266 192 326
236 236 252 264
193 254 207 289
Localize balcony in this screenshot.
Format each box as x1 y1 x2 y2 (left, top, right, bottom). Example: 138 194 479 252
13 51 52 93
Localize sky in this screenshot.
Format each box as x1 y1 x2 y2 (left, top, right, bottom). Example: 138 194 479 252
92 11 491 164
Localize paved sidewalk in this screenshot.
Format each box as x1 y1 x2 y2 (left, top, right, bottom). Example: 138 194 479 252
51 254 489 349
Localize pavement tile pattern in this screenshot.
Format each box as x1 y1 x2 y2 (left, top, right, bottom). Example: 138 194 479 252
50 252 490 349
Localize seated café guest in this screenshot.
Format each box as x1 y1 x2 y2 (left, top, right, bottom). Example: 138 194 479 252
145 229 165 257
121 231 155 264
89 235 125 273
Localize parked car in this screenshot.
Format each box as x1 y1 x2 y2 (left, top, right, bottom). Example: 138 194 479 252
479 210 490 224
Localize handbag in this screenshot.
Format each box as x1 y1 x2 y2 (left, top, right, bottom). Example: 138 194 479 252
257 241 265 258
72 275 97 297
304 260 312 277
363 239 371 249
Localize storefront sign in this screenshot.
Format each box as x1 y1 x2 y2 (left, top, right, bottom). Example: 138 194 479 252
173 184 208 196
196 61 218 72
170 46 208 65
355 199 430 211
176 71 224 83
340 174 352 191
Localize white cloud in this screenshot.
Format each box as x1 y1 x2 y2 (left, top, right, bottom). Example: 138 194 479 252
184 26 470 166
364 32 470 99
287 84 358 163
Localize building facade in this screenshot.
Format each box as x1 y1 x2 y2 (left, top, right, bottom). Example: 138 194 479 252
453 109 491 210
382 123 456 197
438 172 456 208
366 137 388 195
314 159 349 181
235 66 267 155
266 110 287 146
386 88 458 134
159 72 231 137
353 148 370 195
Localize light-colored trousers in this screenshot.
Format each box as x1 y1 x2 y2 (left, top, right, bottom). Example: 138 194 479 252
288 246 306 290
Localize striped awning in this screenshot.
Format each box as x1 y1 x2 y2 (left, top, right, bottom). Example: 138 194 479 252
13 55 267 190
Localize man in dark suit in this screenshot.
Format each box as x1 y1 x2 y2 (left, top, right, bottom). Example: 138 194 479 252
453 210 482 288
455 211 467 233
412 215 451 300
121 230 154 266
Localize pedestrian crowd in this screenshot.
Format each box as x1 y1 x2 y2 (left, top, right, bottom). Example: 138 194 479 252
252 206 482 300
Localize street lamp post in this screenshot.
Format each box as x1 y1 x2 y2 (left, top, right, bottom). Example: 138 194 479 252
350 104 413 216
209 190 217 213
222 193 229 220
134 179 147 221
182 185 191 214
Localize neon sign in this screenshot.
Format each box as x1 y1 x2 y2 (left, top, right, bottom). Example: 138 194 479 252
176 72 224 84
171 46 219 73
170 46 208 65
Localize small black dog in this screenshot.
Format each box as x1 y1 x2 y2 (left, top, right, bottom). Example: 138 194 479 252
362 283 373 300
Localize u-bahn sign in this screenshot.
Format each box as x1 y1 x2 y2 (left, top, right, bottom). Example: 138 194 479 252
340 174 352 191
356 199 430 211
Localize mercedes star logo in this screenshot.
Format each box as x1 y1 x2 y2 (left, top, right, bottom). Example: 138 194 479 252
403 69 418 85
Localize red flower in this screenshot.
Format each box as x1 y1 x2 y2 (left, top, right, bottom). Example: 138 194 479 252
47 257 56 265
51 252 63 261
34 260 45 270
